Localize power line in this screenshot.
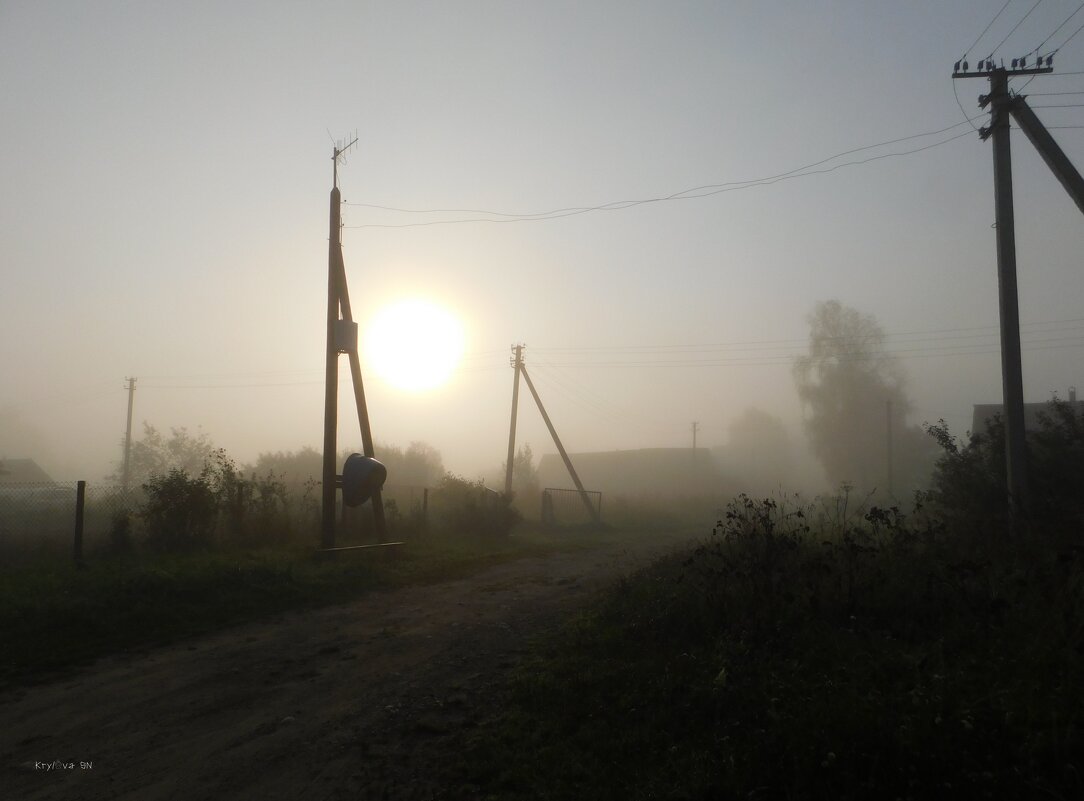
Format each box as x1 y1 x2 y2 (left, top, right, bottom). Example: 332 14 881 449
123 316 1084 388
1059 18 1084 53
529 317 1084 354
955 79 985 132
964 0 1015 59
347 120 980 217
990 0 1045 56
345 127 976 229
1029 1 1084 53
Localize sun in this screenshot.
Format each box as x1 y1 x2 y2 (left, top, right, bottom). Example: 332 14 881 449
364 299 465 392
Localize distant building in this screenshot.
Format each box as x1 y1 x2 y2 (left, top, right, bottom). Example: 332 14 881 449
0 458 54 484
971 388 1084 435
0 459 54 485
537 447 722 496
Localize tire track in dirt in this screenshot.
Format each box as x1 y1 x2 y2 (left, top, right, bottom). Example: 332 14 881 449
1 531 694 800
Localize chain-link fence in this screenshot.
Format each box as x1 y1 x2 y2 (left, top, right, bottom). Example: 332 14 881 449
0 479 474 563
0 482 142 563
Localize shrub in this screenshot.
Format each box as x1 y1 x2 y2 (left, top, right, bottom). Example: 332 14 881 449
432 474 520 538
141 467 219 551
925 398 1084 529
140 447 296 551
108 511 134 554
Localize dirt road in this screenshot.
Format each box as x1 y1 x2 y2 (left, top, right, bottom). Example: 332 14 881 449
1 531 693 800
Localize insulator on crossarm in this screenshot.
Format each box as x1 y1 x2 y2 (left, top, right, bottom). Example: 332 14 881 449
1011 58 1018 68
1047 55 1054 67
955 60 961 72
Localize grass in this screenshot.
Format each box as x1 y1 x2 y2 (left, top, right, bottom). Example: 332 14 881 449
460 496 1084 800
0 523 612 687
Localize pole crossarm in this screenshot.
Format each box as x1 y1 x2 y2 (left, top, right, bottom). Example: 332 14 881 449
953 66 1052 79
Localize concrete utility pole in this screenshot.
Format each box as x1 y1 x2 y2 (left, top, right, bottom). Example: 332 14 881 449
955 54 1084 518
122 377 136 491
504 344 523 495
519 364 601 525
986 67 1030 516
954 58 1051 518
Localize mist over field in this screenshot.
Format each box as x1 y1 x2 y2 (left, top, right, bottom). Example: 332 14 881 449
5 6 1084 799
2 1 1082 496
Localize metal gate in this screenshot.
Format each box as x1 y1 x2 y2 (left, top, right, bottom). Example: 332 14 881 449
540 487 602 526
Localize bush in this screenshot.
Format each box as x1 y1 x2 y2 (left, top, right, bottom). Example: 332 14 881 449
141 467 219 551
431 474 520 538
108 511 134 554
140 448 295 552
925 398 1084 529
471 491 1084 800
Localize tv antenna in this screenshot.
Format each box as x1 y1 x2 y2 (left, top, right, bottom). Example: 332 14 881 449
320 133 391 549
331 130 358 189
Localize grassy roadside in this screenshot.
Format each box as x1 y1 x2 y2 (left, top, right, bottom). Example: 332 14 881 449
461 498 1084 800
0 524 625 688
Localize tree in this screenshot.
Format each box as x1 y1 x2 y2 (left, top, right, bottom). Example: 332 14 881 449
249 441 445 491
793 301 935 495
111 423 216 489
397 441 445 487
248 446 323 489
722 408 797 495
504 444 540 508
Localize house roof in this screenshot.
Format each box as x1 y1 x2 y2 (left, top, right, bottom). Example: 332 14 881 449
0 458 54 484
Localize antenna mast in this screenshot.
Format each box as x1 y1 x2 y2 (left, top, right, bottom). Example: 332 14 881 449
321 132 387 548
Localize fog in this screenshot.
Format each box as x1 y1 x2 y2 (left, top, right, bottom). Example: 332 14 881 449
3 2 1083 499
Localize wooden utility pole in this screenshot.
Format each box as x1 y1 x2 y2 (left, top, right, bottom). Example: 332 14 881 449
519 364 601 524
122 377 136 491
73 480 86 569
321 137 386 548
504 344 523 495
321 157 343 548
885 399 893 498
691 421 699 450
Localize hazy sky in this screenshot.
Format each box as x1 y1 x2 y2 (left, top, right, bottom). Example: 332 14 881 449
3 1 1084 484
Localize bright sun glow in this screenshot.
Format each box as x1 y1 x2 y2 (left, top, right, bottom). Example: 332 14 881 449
365 299 465 392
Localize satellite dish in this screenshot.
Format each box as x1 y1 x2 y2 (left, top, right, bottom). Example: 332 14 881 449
342 453 387 507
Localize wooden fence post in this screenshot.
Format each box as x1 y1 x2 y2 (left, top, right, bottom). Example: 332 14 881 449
74 480 86 569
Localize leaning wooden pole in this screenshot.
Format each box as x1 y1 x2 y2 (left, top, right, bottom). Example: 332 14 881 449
519 365 600 524
332 240 387 538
